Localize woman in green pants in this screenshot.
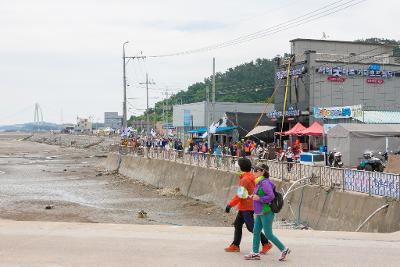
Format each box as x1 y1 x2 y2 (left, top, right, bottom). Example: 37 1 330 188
244 163 291 261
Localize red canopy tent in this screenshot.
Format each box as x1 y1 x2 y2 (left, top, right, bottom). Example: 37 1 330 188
280 122 306 135
298 122 323 136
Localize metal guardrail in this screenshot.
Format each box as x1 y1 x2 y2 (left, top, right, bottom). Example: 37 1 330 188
112 145 400 200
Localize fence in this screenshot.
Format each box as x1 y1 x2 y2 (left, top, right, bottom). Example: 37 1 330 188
111 145 400 200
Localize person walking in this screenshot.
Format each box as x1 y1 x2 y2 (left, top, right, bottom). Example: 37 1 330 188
213 144 223 167
244 163 291 261
224 158 272 254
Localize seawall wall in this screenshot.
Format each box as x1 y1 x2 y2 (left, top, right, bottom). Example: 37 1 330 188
103 153 400 233
29 133 118 152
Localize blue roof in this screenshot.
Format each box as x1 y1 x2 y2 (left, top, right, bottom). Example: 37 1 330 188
187 127 207 133
187 126 238 134
215 126 238 133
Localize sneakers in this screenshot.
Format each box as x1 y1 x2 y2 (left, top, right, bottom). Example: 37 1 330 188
260 242 273 255
244 252 261 260
224 244 240 252
279 248 291 261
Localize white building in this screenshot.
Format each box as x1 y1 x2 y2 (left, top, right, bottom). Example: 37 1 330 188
75 117 92 133
104 112 122 129
173 101 273 140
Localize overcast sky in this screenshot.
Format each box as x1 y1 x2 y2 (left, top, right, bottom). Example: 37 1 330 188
0 0 398 125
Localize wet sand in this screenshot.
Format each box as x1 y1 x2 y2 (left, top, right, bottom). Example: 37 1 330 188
0 133 235 226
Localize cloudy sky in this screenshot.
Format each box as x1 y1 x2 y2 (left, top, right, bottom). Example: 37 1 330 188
0 0 398 125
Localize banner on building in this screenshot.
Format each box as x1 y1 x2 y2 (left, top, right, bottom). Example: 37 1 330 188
266 106 300 120
275 68 304 80
313 105 362 119
317 65 397 78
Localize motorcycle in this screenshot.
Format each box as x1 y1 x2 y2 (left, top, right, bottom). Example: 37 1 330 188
357 152 385 172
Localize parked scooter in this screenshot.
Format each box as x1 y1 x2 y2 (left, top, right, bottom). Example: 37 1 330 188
333 152 344 168
357 152 385 172
327 150 343 168
328 150 335 166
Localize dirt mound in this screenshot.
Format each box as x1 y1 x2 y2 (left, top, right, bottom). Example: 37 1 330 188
157 187 181 197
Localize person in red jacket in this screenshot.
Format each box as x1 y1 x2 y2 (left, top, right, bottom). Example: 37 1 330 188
224 158 272 253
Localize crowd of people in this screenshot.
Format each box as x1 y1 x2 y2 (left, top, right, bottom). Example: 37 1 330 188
120 131 302 167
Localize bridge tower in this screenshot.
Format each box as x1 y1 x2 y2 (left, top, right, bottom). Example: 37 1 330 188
33 103 43 131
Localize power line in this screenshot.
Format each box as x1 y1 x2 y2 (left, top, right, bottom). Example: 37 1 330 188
199 0 351 53
209 0 365 52
226 0 299 27
147 0 366 58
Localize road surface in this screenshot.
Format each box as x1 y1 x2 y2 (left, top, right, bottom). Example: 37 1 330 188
0 219 399 267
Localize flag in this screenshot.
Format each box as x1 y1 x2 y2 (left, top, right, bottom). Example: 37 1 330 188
151 128 156 137
209 121 219 134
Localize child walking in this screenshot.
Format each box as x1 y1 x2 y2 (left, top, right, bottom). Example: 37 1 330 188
224 158 272 254
244 163 291 261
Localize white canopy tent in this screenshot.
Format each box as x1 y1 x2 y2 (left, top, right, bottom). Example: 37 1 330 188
327 124 400 167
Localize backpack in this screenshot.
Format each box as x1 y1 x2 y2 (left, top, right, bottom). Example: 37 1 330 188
269 186 284 213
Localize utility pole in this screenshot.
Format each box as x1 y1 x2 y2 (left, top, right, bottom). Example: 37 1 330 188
212 57 216 122
122 41 129 129
139 73 155 136
208 57 216 149
146 73 149 136
153 106 156 132
165 90 169 125
206 86 211 147
122 41 146 129
162 100 165 126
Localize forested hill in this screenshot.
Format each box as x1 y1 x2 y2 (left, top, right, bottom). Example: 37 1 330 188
168 58 276 105
129 58 276 123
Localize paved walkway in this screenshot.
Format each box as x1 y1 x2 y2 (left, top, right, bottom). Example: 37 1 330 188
0 220 399 267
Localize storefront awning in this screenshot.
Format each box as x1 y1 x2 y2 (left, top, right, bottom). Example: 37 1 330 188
245 125 276 137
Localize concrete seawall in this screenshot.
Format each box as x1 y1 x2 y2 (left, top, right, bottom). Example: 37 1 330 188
106 153 238 208
103 153 400 233
29 133 118 152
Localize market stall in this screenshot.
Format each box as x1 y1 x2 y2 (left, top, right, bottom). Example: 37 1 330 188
327 124 400 167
